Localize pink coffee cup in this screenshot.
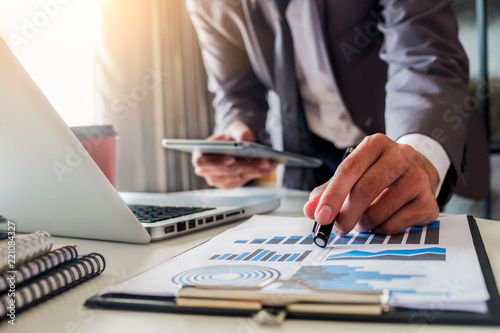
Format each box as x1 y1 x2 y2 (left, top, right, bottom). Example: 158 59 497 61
71 125 117 187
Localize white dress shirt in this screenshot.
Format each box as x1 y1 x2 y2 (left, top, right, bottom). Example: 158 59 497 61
259 0 450 196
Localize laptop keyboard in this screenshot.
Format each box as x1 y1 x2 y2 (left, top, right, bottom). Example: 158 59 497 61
128 205 215 223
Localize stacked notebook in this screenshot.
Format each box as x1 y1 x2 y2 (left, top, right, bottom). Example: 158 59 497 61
0 230 105 320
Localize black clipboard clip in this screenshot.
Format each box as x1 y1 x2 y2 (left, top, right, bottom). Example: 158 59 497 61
176 278 391 325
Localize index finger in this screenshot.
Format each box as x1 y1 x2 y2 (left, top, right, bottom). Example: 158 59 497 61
314 135 388 225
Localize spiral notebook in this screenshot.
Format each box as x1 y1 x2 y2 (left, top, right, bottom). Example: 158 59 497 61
1 252 105 320
0 245 78 293
0 230 105 321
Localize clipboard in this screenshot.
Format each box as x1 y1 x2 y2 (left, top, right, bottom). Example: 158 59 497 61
85 216 500 326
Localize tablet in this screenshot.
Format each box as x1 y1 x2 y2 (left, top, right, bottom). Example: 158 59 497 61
162 139 322 168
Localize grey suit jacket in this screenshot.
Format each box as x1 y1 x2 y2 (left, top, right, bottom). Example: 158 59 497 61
186 0 490 200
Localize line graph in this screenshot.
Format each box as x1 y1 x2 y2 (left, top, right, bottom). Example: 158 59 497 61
326 247 446 261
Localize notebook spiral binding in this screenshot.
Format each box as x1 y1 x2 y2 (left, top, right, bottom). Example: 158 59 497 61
0 245 78 293
0 252 106 318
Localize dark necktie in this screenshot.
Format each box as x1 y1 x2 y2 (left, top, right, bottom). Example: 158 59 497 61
271 0 314 189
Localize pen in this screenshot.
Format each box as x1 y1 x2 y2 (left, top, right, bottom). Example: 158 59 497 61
312 147 355 248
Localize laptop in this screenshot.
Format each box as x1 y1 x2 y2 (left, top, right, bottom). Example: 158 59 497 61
0 38 280 243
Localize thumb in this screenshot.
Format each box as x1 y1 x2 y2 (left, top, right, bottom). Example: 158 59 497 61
228 121 256 142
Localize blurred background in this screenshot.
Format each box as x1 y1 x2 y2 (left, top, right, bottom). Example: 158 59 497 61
0 0 498 218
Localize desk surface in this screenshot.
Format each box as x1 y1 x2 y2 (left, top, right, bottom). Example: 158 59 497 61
2 189 500 333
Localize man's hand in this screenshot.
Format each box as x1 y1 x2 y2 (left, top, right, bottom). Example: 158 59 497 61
192 121 276 189
303 134 440 235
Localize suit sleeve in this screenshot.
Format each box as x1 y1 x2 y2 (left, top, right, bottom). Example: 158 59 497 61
186 0 269 140
378 0 470 200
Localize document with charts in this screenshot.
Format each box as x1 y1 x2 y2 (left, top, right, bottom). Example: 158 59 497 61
104 214 490 313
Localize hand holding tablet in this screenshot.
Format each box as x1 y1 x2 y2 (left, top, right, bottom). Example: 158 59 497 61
162 139 322 168
166 122 321 189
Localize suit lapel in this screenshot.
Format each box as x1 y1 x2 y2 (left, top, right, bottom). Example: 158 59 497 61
241 0 275 89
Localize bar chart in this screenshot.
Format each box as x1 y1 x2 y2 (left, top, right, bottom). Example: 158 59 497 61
280 265 426 294
233 221 441 247
234 235 314 245
209 249 313 263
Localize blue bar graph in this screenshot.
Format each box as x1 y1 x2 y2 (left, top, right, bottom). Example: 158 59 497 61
250 238 266 244
262 251 276 261
252 250 271 261
235 252 250 261
407 226 423 244
284 236 302 244
269 254 281 262
284 265 425 293
267 237 286 244
369 234 386 245
352 233 371 245
230 221 440 247
300 234 314 244
278 254 291 261
235 236 305 245
425 221 440 244
217 253 231 260
209 249 312 263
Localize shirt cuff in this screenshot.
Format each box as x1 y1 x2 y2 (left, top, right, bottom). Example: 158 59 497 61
396 134 451 198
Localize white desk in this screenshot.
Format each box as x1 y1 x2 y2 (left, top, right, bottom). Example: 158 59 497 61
2 189 499 333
